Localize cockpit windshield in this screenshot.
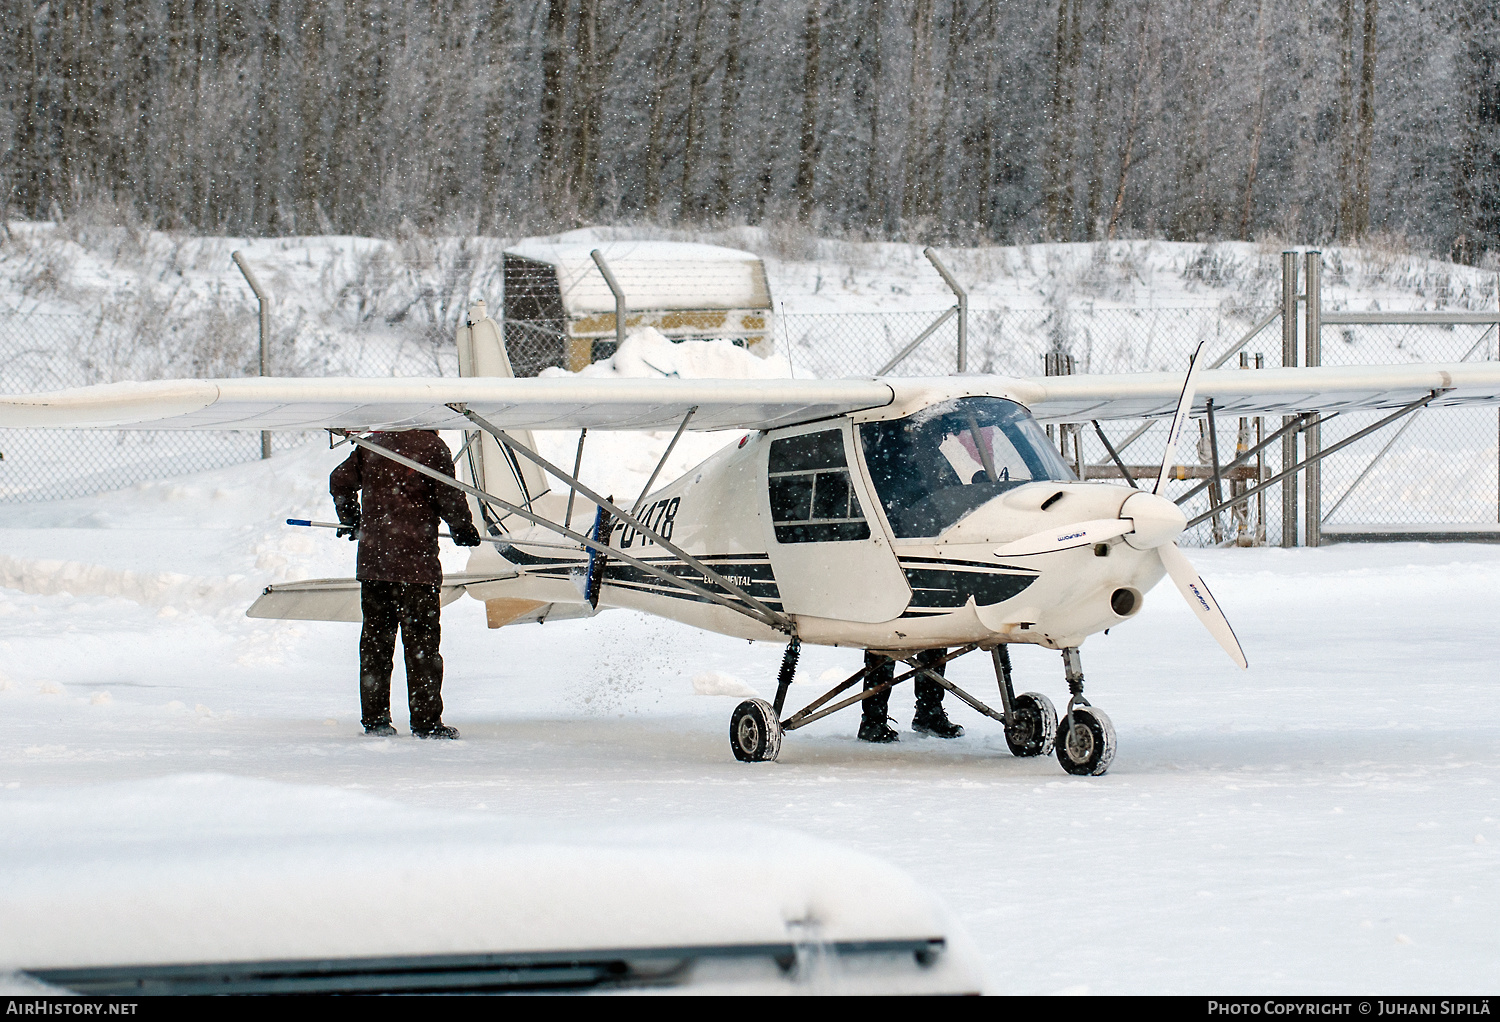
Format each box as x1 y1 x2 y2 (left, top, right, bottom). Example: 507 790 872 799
858 396 1074 538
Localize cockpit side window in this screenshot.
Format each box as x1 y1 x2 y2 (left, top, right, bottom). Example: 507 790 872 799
858 397 1074 538
768 429 872 544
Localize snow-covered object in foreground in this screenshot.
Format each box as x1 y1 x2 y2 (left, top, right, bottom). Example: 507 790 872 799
1 775 981 995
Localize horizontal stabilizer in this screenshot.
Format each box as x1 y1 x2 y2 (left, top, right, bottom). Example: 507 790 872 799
246 572 517 622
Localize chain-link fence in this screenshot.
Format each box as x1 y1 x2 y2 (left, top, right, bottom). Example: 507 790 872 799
781 302 1499 546
1314 319 1498 538
0 308 458 502
4 299 1497 545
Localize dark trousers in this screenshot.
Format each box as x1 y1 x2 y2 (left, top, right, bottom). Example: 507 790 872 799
359 580 444 731
862 648 946 723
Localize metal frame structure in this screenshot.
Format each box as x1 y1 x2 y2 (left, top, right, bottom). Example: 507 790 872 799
336 429 791 633
590 249 628 353
876 247 969 375
231 251 273 460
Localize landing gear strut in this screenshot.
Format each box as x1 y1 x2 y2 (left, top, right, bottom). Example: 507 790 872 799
726 641 1116 776
1054 647 1116 776
991 645 1057 758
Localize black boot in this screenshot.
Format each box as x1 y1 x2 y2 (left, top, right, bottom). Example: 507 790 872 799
413 722 460 740
363 719 397 737
858 652 899 743
912 649 964 738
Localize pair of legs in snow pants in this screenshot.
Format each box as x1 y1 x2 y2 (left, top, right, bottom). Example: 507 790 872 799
860 647 960 740
359 580 443 733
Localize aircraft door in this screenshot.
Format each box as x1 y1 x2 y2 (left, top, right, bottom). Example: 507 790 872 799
760 422 911 622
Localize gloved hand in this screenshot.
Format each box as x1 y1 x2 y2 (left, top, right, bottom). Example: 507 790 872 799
450 522 483 547
336 516 360 541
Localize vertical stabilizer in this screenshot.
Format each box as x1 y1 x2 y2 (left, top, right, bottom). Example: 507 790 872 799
455 301 557 533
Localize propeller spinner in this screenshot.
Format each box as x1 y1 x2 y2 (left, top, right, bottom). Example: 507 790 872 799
996 341 1248 669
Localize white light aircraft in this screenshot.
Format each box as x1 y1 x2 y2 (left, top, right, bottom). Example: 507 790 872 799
5 301 1499 775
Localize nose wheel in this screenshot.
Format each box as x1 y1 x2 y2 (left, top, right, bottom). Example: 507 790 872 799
1054 647 1116 776
993 644 1116 775
1056 704 1115 775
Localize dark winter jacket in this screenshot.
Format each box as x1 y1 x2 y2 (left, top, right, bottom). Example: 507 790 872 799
329 431 478 585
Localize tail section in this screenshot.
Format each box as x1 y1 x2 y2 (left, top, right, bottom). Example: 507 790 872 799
454 301 565 533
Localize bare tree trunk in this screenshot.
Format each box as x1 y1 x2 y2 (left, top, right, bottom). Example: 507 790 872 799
58 0 100 210
1453 0 1499 262
865 0 884 230
569 0 599 213
1240 0 1269 239
713 0 744 218
901 0 934 225
1045 0 1081 240
13 0 45 216
1337 0 1356 239
644 2 684 219
976 0 998 234
481 0 510 232
930 0 965 229
1085 0 1113 240
679 0 712 219
795 0 821 222
1171 0 1212 240
298 6 325 230
1354 0 1378 236
539 0 569 210
1107 4 1150 241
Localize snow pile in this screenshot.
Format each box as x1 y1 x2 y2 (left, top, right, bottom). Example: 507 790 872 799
691 672 760 698
0 555 248 613
547 326 795 381
0 773 977 992
530 327 778 507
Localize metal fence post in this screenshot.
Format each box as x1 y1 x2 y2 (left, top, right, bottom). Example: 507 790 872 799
1304 250 1322 548
924 247 967 373
1281 251 1298 547
590 249 627 370
231 251 272 460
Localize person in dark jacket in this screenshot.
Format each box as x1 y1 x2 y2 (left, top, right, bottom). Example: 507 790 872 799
329 430 482 739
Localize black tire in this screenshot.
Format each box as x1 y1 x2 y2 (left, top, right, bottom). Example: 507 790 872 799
1055 705 1116 776
1004 691 1057 757
730 698 783 763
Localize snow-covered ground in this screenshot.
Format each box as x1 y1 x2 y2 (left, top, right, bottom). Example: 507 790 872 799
1 435 1498 993
3 225 1500 992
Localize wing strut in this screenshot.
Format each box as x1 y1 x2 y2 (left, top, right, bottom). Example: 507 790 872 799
450 406 789 631
633 405 697 514
340 432 792 633
1182 389 1447 529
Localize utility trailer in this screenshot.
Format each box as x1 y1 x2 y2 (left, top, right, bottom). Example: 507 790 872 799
502 240 774 376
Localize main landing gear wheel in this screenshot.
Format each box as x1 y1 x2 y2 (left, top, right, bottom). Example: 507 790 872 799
1055 705 1116 776
1004 692 1057 758
730 698 783 763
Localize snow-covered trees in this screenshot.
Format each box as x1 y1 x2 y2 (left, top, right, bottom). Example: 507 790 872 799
0 0 1491 259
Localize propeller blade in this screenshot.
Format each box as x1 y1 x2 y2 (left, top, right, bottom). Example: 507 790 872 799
1157 541 1248 669
994 518 1135 557
1153 339 1209 496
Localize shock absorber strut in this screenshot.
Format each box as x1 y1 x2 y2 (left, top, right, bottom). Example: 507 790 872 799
773 636 801 716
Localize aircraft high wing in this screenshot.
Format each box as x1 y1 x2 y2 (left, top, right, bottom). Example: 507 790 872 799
2 362 1499 432
4 320 1496 776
